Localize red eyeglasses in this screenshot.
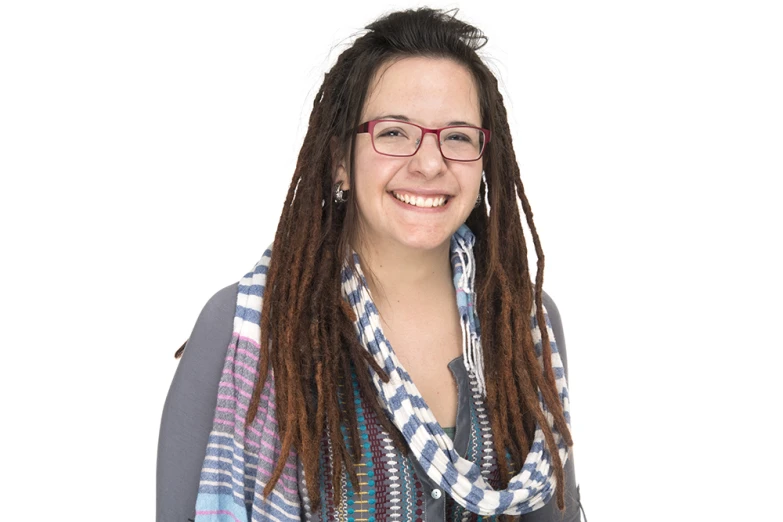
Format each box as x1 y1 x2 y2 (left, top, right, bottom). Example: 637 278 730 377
357 119 491 162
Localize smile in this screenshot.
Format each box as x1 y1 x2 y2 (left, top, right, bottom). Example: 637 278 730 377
391 191 450 208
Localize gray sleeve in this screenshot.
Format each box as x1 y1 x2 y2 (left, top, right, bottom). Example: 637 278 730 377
156 282 239 522
519 292 583 522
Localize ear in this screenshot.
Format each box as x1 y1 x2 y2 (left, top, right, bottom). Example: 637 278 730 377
330 137 350 189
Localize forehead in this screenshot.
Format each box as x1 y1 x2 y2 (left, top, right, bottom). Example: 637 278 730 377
362 56 481 127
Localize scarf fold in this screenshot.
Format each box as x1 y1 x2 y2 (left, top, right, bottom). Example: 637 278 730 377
195 224 571 521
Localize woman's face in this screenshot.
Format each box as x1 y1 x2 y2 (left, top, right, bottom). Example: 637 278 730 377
340 56 484 255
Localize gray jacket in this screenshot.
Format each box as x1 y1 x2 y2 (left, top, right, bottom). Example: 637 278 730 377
157 283 583 521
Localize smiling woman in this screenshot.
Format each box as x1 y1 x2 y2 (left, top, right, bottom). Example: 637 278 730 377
158 8 582 522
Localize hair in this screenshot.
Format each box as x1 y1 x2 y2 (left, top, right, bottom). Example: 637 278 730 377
245 7 573 515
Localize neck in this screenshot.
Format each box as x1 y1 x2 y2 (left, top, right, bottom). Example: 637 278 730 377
354 237 454 307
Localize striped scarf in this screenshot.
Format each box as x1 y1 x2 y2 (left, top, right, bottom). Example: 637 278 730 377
195 224 571 521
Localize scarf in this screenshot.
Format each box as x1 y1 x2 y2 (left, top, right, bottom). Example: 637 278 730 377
195 224 571 521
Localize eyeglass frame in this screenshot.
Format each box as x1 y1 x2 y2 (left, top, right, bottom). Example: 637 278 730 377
356 119 491 162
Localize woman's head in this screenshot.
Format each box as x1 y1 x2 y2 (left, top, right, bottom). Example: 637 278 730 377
294 7 510 256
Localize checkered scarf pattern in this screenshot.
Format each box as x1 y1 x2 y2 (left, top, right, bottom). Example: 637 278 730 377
341 224 571 516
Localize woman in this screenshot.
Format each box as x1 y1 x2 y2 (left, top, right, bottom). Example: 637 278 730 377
158 8 581 522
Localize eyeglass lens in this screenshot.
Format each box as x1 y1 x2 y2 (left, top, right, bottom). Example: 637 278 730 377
371 121 485 161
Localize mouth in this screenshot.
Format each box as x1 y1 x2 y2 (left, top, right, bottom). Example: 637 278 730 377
390 190 451 209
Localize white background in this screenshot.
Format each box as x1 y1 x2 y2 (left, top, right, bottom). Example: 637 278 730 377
1 1 781 520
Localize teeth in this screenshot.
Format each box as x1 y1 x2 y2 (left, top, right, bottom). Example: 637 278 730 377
393 192 448 208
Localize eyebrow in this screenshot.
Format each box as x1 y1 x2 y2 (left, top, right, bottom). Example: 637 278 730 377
376 114 479 127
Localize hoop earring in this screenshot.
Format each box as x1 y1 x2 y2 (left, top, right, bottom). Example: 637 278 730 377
333 181 349 204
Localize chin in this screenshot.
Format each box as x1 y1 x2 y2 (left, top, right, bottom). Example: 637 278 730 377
392 226 456 252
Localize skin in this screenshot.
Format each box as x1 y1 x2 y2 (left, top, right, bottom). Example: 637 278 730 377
334 57 485 427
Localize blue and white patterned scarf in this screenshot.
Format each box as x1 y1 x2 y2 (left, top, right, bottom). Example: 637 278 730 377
341 224 571 516
195 223 570 520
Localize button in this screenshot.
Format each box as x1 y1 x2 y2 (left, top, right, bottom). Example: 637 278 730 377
431 489 442 499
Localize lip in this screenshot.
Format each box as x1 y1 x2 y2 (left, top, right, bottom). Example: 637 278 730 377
389 188 454 197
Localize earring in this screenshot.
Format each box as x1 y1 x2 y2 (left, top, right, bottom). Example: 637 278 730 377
333 181 349 204
475 170 486 208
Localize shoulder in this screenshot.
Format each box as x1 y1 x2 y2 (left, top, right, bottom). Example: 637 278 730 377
181 245 273 358
541 290 571 379
200 282 239 322
541 290 562 331
191 281 239 342
179 282 239 362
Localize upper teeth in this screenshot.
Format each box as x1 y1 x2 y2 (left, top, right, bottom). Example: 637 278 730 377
392 192 448 208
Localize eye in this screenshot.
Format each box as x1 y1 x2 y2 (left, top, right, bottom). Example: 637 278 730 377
443 131 473 144
376 127 408 139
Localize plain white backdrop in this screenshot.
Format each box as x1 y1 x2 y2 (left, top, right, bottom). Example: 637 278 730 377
1 1 781 520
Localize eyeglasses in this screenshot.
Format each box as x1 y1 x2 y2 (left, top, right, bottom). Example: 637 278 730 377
356 119 491 162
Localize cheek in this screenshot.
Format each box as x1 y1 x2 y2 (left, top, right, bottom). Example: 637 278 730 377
354 155 399 194
353 144 379 184
459 167 483 195
352 158 390 219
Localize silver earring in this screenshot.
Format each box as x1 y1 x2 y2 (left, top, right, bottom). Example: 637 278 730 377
333 181 349 204
475 170 486 208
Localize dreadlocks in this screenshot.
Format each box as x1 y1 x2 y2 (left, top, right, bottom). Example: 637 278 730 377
245 7 573 514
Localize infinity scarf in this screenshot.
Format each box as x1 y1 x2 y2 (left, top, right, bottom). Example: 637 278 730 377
195 224 571 521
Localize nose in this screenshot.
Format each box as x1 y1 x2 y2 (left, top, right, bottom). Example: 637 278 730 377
409 132 446 178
